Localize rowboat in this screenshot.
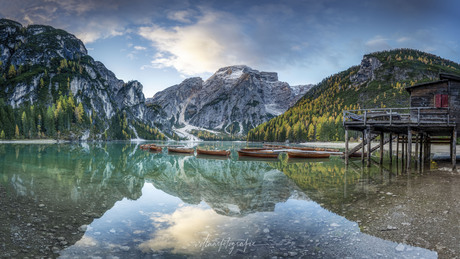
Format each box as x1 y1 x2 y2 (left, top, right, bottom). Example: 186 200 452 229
237 150 280 158
196 149 230 156
140 144 157 150
287 151 330 159
149 145 163 152
168 147 195 154
287 146 340 152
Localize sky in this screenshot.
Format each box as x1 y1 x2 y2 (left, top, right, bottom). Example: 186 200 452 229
1 0 460 98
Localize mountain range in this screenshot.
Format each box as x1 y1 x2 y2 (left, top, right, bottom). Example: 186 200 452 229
147 65 311 140
1 19 460 141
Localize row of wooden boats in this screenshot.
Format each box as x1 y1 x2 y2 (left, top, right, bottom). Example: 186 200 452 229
262 144 341 152
140 144 345 160
139 144 231 156
237 149 336 159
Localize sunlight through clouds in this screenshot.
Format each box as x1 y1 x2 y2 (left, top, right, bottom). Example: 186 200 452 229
139 11 257 75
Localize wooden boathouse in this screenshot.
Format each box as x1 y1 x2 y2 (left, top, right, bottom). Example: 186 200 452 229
343 73 459 170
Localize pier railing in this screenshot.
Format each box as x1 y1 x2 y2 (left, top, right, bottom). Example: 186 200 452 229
343 107 452 126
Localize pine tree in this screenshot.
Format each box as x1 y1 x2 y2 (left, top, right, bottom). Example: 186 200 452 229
8 65 16 78
21 111 28 137
15 124 20 138
75 102 84 123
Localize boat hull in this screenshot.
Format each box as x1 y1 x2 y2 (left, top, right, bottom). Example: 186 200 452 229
237 150 280 158
168 148 195 154
149 146 163 152
196 149 230 156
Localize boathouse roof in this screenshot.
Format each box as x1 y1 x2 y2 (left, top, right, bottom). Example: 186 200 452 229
405 73 460 92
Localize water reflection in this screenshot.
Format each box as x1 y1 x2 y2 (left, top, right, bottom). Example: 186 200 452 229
138 206 229 254
0 143 441 258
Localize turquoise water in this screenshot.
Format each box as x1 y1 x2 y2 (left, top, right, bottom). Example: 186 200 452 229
0 142 438 258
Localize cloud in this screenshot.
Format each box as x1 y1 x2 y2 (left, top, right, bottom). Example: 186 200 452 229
0 0 178 44
134 46 147 51
167 10 195 23
397 36 411 43
365 35 391 52
139 10 259 75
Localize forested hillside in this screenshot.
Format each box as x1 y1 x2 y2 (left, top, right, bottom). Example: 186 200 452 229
247 49 460 142
0 19 165 140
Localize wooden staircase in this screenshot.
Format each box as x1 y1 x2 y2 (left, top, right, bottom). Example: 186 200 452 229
347 134 377 156
346 134 397 158
370 135 398 153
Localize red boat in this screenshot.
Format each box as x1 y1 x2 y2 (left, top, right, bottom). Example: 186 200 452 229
168 148 195 154
196 149 230 156
237 150 280 158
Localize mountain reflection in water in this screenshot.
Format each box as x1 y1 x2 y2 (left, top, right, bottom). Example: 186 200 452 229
0 142 439 258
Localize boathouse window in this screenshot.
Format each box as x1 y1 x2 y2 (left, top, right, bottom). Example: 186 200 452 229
435 94 449 108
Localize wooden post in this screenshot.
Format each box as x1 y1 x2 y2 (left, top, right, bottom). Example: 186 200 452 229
361 130 365 163
380 132 384 164
414 133 419 162
418 133 423 171
421 133 425 170
453 127 457 170
426 136 431 162
424 135 430 162
407 128 412 170
396 134 400 164
389 133 393 164
367 128 371 167
345 129 349 165
419 133 423 162
450 130 454 162
401 135 405 171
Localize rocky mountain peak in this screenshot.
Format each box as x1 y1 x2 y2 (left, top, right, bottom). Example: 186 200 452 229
350 55 382 84
150 65 313 138
208 65 279 86
0 19 87 68
0 19 162 140
0 18 22 28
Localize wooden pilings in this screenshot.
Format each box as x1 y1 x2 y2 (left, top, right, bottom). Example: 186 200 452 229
344 126 457 171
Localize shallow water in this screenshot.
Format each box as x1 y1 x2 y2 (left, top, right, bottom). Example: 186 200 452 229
1 142 454 258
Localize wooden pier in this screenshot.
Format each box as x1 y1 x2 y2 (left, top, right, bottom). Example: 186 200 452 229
342 73 460 170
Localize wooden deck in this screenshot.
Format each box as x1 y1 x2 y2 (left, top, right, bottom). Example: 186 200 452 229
343 107 455 135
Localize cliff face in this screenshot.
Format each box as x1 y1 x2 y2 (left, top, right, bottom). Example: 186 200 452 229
0 19 160 140
150 65 312 137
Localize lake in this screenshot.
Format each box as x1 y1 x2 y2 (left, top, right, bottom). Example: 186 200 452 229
1 141 457 258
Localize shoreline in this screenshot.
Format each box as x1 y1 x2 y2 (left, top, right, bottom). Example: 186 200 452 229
0 139 65 144
1 140 458 156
